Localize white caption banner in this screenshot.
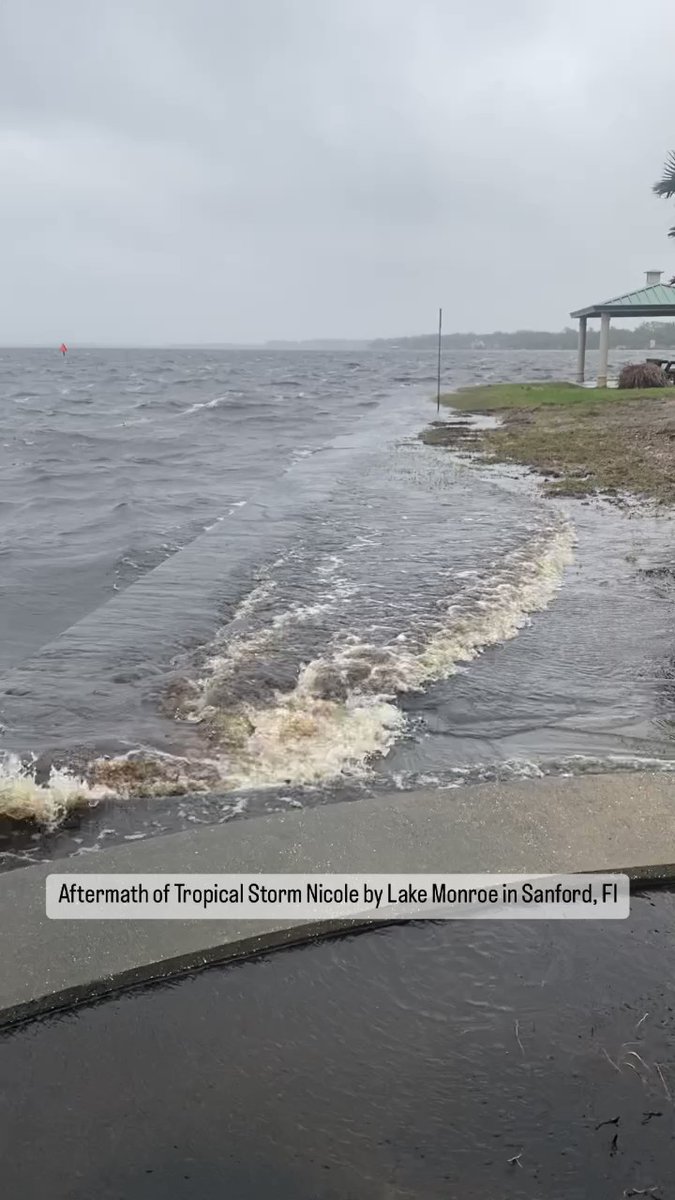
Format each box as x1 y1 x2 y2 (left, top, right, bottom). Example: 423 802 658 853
46 873 630 920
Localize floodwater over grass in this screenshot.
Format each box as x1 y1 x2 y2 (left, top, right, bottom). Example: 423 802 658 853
430 380 675 502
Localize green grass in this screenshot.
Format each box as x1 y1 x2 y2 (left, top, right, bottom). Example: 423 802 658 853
442 380 673 413
426 379 675 505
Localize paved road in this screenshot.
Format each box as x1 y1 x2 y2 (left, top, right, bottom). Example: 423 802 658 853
1 771 674 1025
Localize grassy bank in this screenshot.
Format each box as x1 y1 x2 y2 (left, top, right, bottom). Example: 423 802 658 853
423 381 675 503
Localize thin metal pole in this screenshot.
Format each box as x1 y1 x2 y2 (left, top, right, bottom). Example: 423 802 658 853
436 307 443 412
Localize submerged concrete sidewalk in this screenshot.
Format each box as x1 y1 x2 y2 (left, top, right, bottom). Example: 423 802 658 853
1 771 674 1026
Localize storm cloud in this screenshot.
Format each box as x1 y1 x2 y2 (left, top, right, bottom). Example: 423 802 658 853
1 0 674 342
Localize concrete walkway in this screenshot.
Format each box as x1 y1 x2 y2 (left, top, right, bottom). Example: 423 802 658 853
1 771 674 1026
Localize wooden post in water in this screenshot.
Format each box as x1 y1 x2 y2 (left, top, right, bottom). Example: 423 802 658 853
436 307 443 412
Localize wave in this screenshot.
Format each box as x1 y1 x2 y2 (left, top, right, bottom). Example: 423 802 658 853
0 755 112 826
0 750 223 826
383 753 675 793
0 522 574 821
173 521 575 789
179 394 232 417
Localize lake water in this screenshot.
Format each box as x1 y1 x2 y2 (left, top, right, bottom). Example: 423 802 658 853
1 346 675 865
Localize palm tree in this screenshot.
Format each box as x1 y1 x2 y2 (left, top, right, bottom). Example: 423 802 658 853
654 152 675 238
654 153 675 282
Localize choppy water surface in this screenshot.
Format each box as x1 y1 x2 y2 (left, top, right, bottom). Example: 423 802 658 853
1 347 675 863
2 895 675 1198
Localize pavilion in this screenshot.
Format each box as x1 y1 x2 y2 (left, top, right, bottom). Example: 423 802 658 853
570 270 675 387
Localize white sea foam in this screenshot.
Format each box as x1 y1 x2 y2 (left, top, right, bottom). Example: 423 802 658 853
221 696 405 788
0 755 113 825
0 747 222 824
389 753 675 792
183 522 575 790
179 394 229 417
0 523 575 821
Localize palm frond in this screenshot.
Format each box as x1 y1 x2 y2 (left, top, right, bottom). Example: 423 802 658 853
653 151 675 198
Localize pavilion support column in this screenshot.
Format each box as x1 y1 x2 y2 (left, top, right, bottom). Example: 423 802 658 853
576 316 587 383
597 312 610 388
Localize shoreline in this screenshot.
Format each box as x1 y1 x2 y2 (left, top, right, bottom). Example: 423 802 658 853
423 381 675 504
1 376 672 839
3 379 675 1015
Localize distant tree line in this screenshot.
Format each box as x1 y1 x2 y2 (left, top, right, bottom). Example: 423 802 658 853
369 322 675 351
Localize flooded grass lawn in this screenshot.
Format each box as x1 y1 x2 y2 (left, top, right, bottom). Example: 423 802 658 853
432 381 675 501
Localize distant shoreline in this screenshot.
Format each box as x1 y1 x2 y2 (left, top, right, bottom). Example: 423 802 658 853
4 330 675 352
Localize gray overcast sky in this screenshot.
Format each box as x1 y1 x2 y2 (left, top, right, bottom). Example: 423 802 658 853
1 0 675 343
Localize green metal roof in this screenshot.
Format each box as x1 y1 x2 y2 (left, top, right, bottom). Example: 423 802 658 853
571 282 675 319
